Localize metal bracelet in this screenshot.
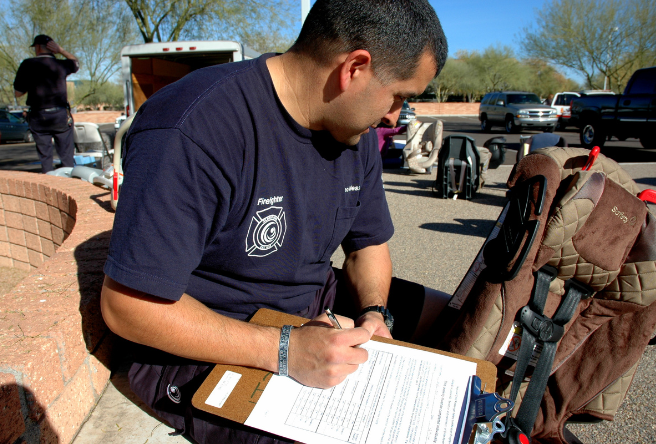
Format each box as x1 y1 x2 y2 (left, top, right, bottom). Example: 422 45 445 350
278 325 294 377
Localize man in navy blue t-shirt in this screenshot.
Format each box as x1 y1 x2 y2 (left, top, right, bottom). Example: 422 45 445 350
101 0 448 442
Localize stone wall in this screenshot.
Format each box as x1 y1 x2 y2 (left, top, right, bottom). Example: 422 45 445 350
0 171 115 444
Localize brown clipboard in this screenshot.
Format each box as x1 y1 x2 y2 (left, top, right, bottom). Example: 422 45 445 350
192 308 497 425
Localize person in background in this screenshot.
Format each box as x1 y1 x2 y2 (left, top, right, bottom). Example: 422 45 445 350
13 35 79 173
376 124 407 156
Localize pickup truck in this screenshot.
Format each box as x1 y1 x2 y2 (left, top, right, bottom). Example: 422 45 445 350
570 66 656 149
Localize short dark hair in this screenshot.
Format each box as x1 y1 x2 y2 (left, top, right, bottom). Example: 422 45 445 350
289 0 448 84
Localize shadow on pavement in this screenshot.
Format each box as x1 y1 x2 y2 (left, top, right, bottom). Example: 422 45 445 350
419 218 496 237
635 177 656 188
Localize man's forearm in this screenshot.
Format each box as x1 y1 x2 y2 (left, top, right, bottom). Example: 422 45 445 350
101 276 280 371
100 275 373 388
58 48 77 62
342 243 392 311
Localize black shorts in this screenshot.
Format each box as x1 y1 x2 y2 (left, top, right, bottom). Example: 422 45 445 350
128 267 426 444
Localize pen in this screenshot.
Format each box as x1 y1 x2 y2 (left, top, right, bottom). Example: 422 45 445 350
324 307 342 329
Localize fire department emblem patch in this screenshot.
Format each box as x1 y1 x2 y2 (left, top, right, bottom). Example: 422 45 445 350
246 206 287 257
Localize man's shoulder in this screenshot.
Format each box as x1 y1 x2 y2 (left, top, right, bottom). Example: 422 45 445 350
357 130 379 161
17 57 41 67
18 55 68 69
132 57 266 133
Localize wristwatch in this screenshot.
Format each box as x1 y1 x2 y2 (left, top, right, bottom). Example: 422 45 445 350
358 305 394 333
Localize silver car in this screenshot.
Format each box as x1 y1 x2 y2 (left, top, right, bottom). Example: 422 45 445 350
479 91 558 133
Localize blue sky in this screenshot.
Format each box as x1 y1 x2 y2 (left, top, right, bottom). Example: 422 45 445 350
429 0 546 58
300 1 546 58
299 1 583 82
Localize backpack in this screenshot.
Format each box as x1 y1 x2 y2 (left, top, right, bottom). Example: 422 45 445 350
428 146 656 443
433 134 481 200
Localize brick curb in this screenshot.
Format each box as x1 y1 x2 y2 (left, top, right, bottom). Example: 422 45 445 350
0 171 115 444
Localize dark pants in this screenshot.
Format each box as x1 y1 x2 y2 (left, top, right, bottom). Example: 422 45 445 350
128 268 426 444
28 108 74 173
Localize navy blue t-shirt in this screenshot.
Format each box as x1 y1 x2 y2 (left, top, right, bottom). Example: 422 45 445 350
104 53 394 320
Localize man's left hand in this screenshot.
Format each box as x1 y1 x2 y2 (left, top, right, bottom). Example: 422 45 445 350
355 311 392 339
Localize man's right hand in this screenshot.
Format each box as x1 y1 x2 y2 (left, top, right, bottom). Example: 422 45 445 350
46 40 62 54
101 276 371 390
287 313 372 389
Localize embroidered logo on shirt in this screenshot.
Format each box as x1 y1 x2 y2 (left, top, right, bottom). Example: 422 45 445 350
345 185 361 193
246 206 287 257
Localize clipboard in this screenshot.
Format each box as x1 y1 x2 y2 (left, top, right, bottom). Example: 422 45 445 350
192 308 497 426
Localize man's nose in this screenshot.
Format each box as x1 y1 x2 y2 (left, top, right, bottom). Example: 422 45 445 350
381 106 402 127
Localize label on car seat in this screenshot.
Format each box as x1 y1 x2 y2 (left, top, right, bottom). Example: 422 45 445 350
499 321 543 366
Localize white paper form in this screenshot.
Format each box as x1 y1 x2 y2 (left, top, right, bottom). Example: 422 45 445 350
244 340 477 444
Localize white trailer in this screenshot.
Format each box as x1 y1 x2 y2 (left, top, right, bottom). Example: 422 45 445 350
120 40 260 117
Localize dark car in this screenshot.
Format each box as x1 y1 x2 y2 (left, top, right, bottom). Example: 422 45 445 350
398 101 416 126
0 110 32 143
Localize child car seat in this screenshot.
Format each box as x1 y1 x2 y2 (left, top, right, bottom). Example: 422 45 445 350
483 136 507 169
429 147 656 443
433 134 481 200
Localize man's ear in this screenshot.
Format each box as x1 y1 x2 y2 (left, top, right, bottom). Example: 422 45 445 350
338 50 374 92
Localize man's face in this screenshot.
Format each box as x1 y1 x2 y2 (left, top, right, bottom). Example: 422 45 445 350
327 51 436 146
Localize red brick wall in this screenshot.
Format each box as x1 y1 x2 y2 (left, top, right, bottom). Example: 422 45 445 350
409 102 480 116
0 171 115 444
69 104 479 125
72 111 122 124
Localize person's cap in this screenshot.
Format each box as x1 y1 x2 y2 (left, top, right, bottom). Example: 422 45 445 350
30 35 53 47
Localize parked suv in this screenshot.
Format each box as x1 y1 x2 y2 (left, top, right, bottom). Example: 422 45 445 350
479 91 558 133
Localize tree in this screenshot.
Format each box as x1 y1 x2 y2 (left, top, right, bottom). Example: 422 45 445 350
0 0 138 106
76 80 124 109
524 59 580 98
74 0 139 103
123 0 296 52
522 0 656 92
429 58 461 102
429 57 483 103
459 46 531 93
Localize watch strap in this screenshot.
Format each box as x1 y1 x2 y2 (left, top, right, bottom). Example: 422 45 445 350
358 305 394 333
